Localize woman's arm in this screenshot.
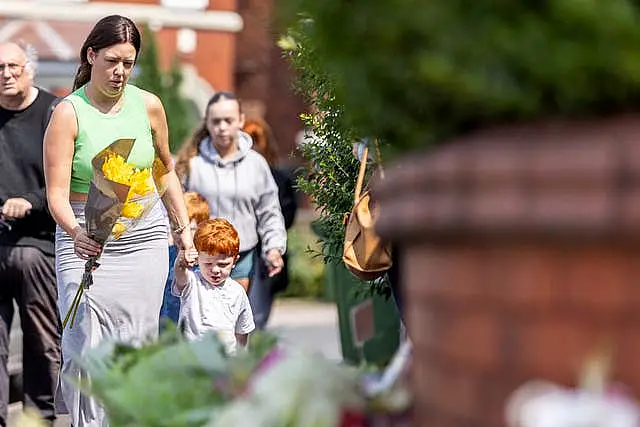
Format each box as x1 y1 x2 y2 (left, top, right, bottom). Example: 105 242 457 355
44 101 102 258
43 102 77 234
143 91 195 257
254 157 287 275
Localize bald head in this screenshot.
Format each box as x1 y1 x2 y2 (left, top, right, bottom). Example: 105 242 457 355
0 42 26 60
0 42 35 75
0 42 36 106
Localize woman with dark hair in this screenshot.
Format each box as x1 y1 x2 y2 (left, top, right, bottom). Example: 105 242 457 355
44 15 195 426
243 117 298 329
175 92 286 292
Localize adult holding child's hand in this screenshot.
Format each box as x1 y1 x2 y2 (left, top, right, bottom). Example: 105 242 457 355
177 247 199 269
175 92 286 293
44 15 194 426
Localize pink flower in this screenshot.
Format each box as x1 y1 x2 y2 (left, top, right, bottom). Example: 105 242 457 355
253 347 287 378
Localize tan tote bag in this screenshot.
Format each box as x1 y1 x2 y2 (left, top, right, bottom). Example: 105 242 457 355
343 142 393 281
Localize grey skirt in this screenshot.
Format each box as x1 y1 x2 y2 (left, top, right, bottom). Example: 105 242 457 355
55 201 169 427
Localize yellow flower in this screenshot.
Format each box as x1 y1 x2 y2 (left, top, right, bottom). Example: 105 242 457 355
128 168 154 198
112 221 127 239
102 152 134 184
102 151 155 238
122 202 144 219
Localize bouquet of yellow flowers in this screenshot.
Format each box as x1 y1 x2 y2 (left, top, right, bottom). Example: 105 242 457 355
62 138 169 329
102 151 161 239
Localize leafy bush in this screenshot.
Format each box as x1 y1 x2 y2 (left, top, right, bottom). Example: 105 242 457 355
282 1 640 152
280 19 361 265
282 225 325 299
75 329 277 427
280 19 390 298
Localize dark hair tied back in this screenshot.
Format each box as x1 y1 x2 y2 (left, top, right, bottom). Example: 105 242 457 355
72 15 141 90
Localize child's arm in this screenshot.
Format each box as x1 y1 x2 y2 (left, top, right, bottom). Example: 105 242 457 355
173 248 198 295
235 333 248 348
235 291 255 348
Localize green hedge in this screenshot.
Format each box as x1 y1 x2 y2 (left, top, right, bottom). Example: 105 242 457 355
282 1 640 152
281 225 325 299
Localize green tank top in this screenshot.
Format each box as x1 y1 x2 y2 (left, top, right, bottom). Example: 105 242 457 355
67 84 155 193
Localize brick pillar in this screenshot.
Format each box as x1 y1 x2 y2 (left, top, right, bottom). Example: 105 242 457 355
374 114 640 427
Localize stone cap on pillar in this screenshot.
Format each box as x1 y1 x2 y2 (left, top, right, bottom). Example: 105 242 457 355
373 114 640 244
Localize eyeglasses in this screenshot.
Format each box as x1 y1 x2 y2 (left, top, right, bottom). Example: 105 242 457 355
0 63 25 77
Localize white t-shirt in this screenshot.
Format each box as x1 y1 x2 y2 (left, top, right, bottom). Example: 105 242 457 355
172 270 255 354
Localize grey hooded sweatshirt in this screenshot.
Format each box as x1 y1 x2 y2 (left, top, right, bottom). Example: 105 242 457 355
186 131 286 257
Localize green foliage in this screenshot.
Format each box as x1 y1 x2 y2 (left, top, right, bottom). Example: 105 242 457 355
135 26 197 153
280 19 358 262
76 328 278 427
282 1 640 153
282 225 325 299
281 20 390 297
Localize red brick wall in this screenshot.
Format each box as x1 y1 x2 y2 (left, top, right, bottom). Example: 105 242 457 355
100 0 158 3
193 31 236 91
235 0 306 165
265 44 306 166
87 0 237 93
209 0 237 11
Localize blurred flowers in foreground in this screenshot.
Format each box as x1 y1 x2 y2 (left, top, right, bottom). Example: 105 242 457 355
67 327 411 427
506 344 640 427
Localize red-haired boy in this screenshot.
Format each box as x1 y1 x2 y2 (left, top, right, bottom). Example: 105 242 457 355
173 218 255 353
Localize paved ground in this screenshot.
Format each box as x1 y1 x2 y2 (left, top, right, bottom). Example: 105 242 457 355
8 299 340 426
267 298 341 360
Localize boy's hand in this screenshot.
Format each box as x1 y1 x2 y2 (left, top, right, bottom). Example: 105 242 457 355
265 249 284 277
177 248 198 269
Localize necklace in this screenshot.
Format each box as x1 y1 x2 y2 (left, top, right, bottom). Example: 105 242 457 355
84 86 124 114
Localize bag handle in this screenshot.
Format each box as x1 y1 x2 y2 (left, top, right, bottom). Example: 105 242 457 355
354 138 384 203
354 144 369 203
354 139 386 202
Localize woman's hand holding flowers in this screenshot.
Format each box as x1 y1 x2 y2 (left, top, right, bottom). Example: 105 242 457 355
71 225 102 260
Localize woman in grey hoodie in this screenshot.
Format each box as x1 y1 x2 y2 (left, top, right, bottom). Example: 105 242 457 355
175 92 286 291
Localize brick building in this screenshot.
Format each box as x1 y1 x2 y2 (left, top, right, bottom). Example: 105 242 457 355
0 0 306 163
235 0 306 165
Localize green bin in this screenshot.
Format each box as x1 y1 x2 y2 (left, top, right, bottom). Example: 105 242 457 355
329 260 400 366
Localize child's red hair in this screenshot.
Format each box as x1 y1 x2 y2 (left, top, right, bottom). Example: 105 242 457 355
184 192 210 225
194 218 240 257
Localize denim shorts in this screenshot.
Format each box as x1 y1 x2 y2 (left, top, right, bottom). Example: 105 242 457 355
230 248 256 280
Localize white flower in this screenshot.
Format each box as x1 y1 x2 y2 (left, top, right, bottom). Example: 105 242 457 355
208 351 365 427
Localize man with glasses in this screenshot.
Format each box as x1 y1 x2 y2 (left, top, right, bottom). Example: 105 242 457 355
0 42 61 426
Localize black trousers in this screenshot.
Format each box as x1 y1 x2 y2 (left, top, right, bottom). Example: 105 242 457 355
0 246 61 426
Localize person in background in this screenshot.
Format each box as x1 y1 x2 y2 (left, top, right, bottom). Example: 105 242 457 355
243 117 298 329
173 218 255 354
0 42 61 426
175 92 286 292
160 191 210 327
44 15 196 426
